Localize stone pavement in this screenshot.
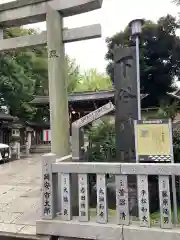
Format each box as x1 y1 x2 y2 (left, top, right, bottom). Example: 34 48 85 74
0 154 42 239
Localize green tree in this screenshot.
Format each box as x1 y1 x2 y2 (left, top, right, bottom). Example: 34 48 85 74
0 27 49 121
155 101 179 120
74 68 113 92
143 101 179 122
66 56 81 93
106 15 180 106
0 27 83 121
32 55 82 96
0 27 112 122
88 120 115 162
0 55 35 119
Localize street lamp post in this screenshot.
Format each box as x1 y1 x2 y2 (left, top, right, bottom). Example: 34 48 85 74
129 19 144 120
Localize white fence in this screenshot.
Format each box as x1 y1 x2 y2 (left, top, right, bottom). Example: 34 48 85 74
36 153 180 240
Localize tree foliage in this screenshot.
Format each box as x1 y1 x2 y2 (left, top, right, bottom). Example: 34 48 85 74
106 15 180 106
155 101 179 120
66 56 81 93
0 27 39 120
88 120 116 162
74 69 112 92
0 27 112 122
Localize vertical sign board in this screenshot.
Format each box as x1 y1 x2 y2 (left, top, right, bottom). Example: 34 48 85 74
159 176 172 229
115 175 130 225
134 119 172 162
114 47 138 162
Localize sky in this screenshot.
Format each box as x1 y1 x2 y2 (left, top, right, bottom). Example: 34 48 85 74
0 0 179 73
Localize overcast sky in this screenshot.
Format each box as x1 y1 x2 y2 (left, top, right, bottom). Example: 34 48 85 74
0 0 179 73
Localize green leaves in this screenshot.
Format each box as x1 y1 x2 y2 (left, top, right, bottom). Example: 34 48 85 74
74 69 112 92
66 56 81 93
0 27 112 122
0 27 43 120
106 15 180 106
88 121 116 162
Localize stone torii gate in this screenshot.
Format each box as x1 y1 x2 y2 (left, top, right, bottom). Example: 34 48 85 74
0 0 103 158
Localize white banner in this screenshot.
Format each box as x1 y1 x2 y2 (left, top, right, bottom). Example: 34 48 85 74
43 130 51 142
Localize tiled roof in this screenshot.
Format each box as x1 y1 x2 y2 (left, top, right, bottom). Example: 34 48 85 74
30 90 148 105
0 112 16 121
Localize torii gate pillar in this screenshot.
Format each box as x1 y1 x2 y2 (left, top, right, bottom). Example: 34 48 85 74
46 6 70 157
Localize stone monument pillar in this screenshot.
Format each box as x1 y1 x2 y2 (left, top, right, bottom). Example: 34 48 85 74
114 46 138 163
46 5 70 158
114 46 138 215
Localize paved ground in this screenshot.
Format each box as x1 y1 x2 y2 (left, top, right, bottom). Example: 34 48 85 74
0 154 42 238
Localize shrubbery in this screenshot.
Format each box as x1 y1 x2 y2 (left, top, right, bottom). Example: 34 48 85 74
87 121 116 162
87 120 180 163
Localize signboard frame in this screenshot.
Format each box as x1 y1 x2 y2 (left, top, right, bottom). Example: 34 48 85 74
134 119 173 163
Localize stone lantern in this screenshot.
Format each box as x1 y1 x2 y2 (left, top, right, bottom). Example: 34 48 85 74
11 123 22 160
25 126 33 156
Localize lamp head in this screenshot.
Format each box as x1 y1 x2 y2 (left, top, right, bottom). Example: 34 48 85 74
129 19 144 36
